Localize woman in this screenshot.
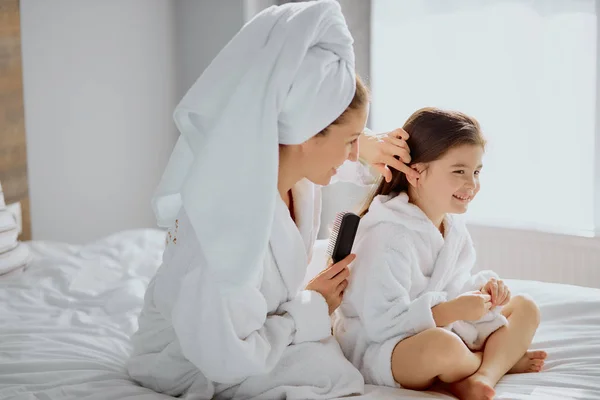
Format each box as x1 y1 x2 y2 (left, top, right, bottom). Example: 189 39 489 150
127 2 416 399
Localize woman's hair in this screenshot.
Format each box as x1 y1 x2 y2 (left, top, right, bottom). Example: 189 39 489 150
319 75 370 135
359 107 485 217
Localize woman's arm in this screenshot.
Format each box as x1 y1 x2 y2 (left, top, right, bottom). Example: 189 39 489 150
332 157 378 186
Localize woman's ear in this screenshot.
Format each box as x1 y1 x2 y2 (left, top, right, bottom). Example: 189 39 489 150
406 163 424 187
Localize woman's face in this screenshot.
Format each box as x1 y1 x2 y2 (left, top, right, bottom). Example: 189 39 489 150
301 105 368 186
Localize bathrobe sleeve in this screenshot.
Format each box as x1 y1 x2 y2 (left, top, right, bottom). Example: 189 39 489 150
171 266 331 384
347 230 447 343
443 235 501 296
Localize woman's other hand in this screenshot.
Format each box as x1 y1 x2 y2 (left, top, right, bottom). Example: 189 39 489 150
358 128 419 182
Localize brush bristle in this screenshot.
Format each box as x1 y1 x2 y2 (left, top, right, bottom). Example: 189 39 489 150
326 212 346 257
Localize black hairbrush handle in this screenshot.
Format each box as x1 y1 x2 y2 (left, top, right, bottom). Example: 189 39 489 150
330 212 361 264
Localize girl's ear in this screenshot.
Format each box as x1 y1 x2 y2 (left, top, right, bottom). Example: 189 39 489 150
406 163 425 187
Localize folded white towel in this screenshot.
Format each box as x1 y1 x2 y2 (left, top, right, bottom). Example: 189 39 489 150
0 209 16 232
151 0 356 286
451 309 508 350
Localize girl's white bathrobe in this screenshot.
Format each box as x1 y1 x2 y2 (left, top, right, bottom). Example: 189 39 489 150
334 193 507 388
127 163 370 400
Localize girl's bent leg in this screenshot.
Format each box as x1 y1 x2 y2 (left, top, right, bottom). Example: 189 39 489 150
449 295 541 400
391 328 482 390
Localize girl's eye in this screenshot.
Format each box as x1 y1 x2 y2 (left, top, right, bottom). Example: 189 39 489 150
453 170 465 174
474 170 481 175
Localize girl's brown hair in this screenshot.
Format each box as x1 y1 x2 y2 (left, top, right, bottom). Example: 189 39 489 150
359 107 485 217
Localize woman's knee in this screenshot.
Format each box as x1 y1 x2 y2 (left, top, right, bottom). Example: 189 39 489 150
510 294 541 326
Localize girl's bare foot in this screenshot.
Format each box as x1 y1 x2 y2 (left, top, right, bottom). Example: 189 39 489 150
448 374 495 400
508 350 547 374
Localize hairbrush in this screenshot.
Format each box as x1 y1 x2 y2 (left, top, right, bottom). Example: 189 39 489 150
326 212 361 264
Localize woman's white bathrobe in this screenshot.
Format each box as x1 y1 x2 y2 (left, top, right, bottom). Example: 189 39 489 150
127 163 370 400
334 193 507 388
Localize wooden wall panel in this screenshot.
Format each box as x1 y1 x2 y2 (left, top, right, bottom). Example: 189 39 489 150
0 0 30 240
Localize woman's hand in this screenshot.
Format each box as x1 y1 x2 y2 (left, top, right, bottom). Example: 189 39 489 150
358 128 419 182
305 254 355 315
449 291 493 321
481 277 511 307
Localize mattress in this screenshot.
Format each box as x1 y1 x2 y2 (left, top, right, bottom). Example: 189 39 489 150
0 232 599 399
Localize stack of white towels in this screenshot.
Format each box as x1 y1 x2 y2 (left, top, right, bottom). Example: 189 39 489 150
0 181 31 275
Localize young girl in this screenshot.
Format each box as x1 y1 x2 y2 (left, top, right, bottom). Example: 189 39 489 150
334 108 547 400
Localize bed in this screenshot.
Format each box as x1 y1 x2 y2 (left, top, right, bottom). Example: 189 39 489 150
1 231 599 400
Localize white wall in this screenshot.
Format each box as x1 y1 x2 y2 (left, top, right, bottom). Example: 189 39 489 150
469 225 600 289
175 0 245 99
21 0 244 243
19 0 365 243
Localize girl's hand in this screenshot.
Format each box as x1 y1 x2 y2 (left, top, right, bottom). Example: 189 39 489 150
305 254 355 315
358 128 419 182
482 277 511 307
449 291 493 321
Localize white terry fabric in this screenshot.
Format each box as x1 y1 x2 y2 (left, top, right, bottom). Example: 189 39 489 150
452 309 507 351
128 173 366 399
150 0 356 287
334 193 507 388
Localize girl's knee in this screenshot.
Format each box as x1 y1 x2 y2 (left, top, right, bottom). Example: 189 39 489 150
391 328 470 389
511 294 541 325
422 328 480 383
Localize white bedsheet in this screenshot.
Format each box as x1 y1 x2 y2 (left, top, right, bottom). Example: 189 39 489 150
0 232 598 400
0 230 173 400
